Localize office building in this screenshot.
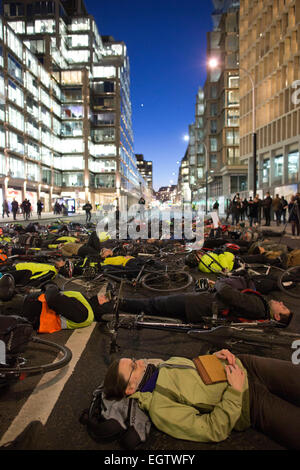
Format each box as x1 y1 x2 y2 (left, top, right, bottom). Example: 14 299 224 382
0 0 147 212
135 154 153 190
239 0 300 200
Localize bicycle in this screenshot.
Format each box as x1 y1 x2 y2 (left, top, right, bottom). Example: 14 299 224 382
277 265 300 299
0 335 72 388
97 259 193 294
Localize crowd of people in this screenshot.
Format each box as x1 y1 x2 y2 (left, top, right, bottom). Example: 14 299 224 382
2 198 44 221
224 192 300 237
0 200 299 450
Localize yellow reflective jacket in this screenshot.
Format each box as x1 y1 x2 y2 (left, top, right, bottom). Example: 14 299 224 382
15 262 58 280
101 256 134 267
198 251 235 273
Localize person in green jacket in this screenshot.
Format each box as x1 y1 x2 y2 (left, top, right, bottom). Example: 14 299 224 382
103 349 300 450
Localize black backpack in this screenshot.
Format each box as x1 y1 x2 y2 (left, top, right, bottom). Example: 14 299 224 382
0 315 34 357
79 383 151 450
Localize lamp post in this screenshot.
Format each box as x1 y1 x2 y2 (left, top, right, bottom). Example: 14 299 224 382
202 142 209 214
239 65 256 197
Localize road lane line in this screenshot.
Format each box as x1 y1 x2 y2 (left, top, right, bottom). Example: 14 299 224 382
0 323 96 446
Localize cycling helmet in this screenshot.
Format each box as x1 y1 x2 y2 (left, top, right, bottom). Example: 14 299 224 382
0 273 15 300
195 278 210 291
223 243 240 251
185 251 201 268
59 260 74 278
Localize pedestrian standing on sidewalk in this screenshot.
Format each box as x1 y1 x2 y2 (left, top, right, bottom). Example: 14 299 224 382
82 201 93 224
272 194 282 226
11 199 19 221
37 200 43 219
2 200 9 218
280 196 288 224
262 192 272 226
288 195 300 237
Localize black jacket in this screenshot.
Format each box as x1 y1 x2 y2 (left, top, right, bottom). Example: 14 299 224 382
184 278 270 323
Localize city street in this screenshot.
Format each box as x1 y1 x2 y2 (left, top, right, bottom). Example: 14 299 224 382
0 216 299 453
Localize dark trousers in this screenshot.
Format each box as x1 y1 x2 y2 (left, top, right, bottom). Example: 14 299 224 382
77 244 100 258
238 354 300 450
2 269 54 287
264 208 271 226
120 294 186 320
291 220 300 236
275 210 281 225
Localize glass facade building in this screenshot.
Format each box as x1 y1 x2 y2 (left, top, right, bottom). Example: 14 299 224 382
0 0 147 211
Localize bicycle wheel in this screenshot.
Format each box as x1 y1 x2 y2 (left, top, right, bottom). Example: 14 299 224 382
277 265 300 299
0 336 72 383
141 270 193 292
160 245 191 256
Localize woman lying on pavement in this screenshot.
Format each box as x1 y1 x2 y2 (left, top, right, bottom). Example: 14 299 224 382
103 349 300 450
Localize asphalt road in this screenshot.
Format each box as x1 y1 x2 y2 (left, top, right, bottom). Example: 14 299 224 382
0 223 299 455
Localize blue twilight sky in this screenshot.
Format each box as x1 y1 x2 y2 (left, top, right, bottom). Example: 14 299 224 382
84 0 214 190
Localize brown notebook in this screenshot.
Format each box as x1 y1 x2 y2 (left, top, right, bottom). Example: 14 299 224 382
192 355 227 385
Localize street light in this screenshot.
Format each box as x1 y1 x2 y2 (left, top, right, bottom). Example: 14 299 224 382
239 65 257 197
202 141 211 215
208 57 257 197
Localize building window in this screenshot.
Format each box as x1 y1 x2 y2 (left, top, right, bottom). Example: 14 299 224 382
7 54 23 84
226 109 239 127
62 172 84 187
9 156 25 178
0 46 3 67
93 112 115 125
288 151 299 181
8 107 24 132
227 89 239 107
26 161 39 181
210 138 218 152
210 120 217 134
226 129 239 145
210 103 217 116
262 159 270 184
231 175 247 193
210 154 218 168
274 155 283 180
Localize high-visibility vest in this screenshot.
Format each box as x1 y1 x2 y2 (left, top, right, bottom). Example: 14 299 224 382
15 262 57 280
0 250 8 265
98 231 111 242
38 291 94 334
198 251 235 273
38 293 61 333
101 256 134 267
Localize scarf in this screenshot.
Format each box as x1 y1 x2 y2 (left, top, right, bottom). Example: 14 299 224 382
138 364 159 393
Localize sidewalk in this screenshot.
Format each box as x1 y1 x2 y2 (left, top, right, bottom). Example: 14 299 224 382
0 211 86 225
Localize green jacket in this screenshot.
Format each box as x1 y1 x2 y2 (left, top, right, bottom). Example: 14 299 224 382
132 356 250 443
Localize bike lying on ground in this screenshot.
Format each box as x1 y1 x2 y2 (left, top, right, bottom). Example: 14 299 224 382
80 258 194 294
0 315 72 388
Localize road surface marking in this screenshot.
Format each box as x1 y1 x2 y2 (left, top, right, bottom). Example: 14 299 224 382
0 323 96 446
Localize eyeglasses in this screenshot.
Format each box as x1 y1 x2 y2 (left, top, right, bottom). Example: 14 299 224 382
126 358 137 388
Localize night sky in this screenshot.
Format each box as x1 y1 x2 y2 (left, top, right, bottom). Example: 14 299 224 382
84 0 214 190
